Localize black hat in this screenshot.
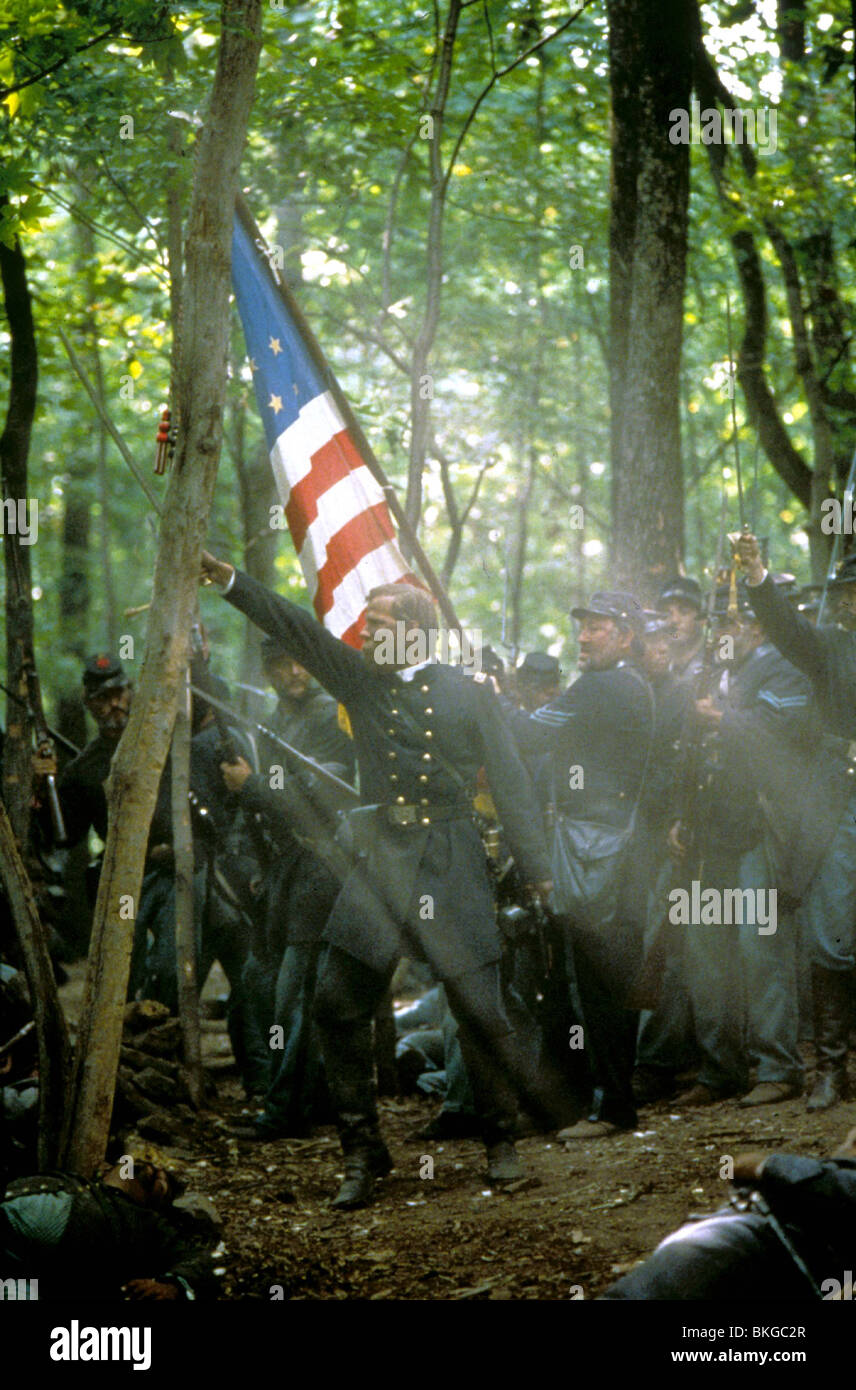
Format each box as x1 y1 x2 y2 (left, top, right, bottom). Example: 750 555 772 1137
518 651 561 679
571 591 643 627
829 553 856 591
658 577 703 613
480 644 505 678
83 654 129 695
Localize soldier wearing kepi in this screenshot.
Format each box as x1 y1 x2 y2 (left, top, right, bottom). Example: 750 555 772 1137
199 552 552 1208
514 652 562 712
658 576 705 685
685 581 811 1107
504 591 655 1139
57 655 133 861
737 534 856 1109
224 636 355 1129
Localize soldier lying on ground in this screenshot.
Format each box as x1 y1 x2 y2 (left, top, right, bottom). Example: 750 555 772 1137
601 1129 856 1300
0 1160 220 1300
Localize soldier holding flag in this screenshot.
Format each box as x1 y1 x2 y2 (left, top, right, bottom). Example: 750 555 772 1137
200 552 552 1209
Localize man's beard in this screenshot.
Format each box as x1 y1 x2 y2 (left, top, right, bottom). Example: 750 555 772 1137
101 712 129 739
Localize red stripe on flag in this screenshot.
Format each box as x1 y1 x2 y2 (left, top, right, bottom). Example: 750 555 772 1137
337 614 365 649
285 429 364 552
313 502 399 618
315 576 423 649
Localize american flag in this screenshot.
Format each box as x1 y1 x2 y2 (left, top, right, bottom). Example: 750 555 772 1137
231 209 419 648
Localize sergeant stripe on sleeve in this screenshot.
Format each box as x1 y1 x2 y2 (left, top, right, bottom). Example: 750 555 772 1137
757 689 809 710
531 707 574 727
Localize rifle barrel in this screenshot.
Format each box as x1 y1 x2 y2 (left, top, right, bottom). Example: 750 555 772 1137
0 679 81 756
189 683 359 805
0 1019 35 1060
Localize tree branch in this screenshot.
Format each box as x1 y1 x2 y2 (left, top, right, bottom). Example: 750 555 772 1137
0 25 122 98
442 2 595 193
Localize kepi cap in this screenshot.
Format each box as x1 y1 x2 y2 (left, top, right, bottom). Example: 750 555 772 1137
571 591 643 627
83 654 129 695
518 651 561 679
657 576 703 613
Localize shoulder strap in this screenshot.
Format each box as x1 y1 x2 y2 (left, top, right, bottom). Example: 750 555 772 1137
551 665 655 827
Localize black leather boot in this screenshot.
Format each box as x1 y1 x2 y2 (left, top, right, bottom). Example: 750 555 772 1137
807 967 851 1111
330 1153 379 1211
485 1138 524 1183
331 1115 393 1210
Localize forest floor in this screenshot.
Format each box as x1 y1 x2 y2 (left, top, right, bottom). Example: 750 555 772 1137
59 964 856 1302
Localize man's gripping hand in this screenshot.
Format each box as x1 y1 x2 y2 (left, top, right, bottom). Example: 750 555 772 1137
735 532 765 587
200 551 235 589
732 1151 769 1184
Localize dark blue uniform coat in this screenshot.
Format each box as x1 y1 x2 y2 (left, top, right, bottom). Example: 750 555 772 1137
223 571 550 980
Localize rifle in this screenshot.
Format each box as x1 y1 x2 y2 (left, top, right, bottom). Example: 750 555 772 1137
188 682 359 812
627 498 730 1012
25 654 67 845
675 479 734 874
0 1018 35 1061
1 518 68 844
184 785 264 936
0 678 80 756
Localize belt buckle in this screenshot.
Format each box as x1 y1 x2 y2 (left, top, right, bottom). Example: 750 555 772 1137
389 804 417 826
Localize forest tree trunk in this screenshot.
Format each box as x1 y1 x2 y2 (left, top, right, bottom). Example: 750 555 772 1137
61 0 263 1177
0 225 38 843
608 0 692 599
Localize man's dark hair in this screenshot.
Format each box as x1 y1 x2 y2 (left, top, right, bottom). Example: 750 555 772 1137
136 1162 185 1206
367 583 437 637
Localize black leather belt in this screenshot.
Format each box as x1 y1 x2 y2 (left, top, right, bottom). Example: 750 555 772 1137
354 803 472 829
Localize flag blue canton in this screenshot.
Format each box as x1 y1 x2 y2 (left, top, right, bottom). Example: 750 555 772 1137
231 217 325 445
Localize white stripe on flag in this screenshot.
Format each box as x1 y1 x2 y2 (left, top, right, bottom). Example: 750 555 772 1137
296 464 389 592
268 391 349 504
323 541 414 638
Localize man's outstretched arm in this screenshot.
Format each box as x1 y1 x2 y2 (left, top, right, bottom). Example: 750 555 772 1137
737 532 828 682
200 551 365 706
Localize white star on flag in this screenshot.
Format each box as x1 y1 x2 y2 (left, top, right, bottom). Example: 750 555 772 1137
232 209 421 647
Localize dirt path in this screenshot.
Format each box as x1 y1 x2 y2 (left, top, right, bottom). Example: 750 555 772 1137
57 964 854 1300
158 1075 855 1301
